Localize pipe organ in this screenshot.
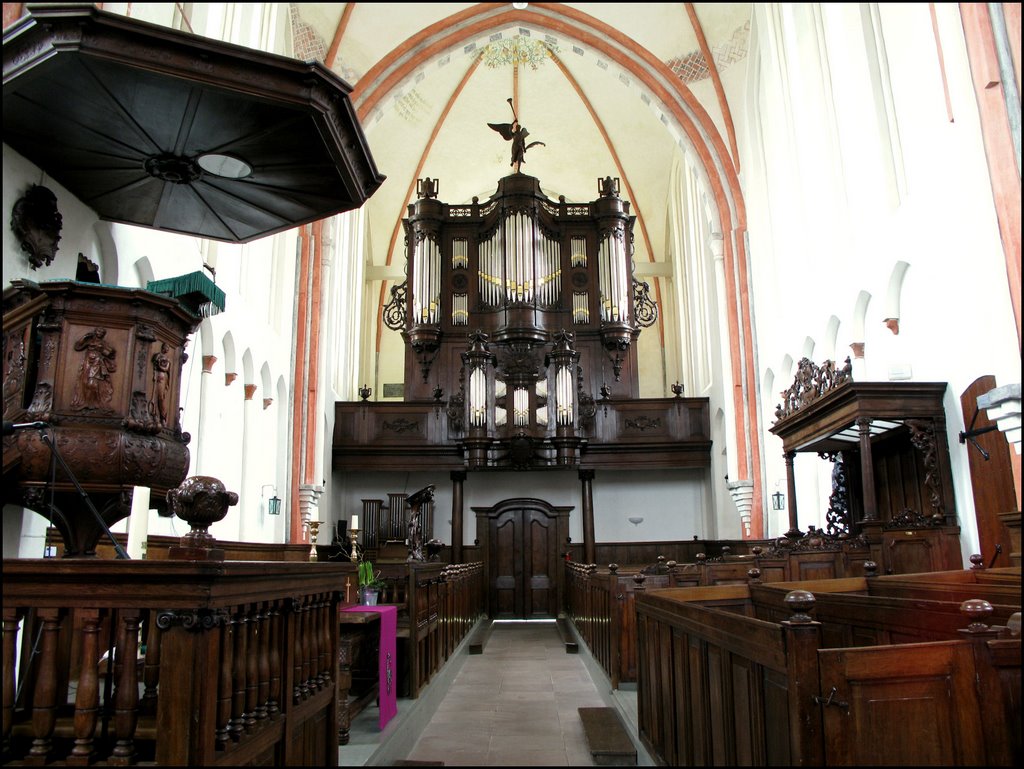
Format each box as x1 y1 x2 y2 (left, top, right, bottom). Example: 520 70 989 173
383 172 658 469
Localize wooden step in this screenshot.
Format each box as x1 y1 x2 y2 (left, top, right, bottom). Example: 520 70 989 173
578 707 636 766
556 616 578 653
467 618 493 654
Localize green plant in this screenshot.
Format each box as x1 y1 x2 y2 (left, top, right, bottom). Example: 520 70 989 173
358 560 385 590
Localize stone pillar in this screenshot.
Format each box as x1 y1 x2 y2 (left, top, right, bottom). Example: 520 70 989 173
196 355 217 473
450 470 466 563
579 469 596 564
240 384 257 539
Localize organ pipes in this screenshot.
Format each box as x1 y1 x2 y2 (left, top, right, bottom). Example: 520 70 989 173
555 365 573 425
469 367 487 427
412 232 441 324
598 228 629 323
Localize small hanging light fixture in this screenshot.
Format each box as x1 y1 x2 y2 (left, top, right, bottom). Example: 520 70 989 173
771 490 785 511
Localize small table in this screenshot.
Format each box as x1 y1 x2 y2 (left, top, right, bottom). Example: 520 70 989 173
338 604 399 742
337 609 380 744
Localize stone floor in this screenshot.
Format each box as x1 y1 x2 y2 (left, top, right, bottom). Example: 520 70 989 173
338 619 649 767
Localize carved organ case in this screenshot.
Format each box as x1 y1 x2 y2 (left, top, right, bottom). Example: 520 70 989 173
385 173 658 468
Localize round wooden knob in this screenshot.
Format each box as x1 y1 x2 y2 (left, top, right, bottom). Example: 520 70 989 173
960 598 993 632
608 563 619 573
863 560 878 577
784 590 816 623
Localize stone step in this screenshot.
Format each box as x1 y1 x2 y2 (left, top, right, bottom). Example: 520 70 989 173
578 707 637 766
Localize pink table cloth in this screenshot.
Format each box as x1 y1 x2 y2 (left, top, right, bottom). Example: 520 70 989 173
340 604 398 730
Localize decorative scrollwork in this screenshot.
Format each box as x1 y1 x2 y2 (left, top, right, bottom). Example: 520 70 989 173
884 507 941 530
632 277 658 328
906 419 944 518
383 418 419 434
11 184 62 269
775 356 853 420
577 365 595 430
820 452 851 537
382 280 407 331
764 526 843 556
625 416 661 432
156 608 226 632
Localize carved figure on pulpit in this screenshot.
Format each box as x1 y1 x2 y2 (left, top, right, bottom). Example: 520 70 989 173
71 327 116 410
152 342 172 426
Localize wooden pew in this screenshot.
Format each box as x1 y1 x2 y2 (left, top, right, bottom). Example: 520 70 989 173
371 561 485 698
634 571 1021 766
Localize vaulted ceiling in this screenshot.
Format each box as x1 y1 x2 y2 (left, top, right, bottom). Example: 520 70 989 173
291 3 753 280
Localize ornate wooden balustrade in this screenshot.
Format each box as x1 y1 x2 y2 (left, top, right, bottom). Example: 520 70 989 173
2 558 349 766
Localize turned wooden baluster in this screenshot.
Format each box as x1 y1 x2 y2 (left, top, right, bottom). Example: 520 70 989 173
243 605 258 731
296 600 306 701
216 614 234 746
310 596 323 691
228 608 246 741
320 594 332 689
28 607 63 762
140 615 161 712
255 603 270 721
68 608 102 764
301 597 313 696
110 609 141 765
267 603 281 718
3 607 22 757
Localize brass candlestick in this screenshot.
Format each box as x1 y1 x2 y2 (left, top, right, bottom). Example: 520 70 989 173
348 528 360 563
307 520 321 562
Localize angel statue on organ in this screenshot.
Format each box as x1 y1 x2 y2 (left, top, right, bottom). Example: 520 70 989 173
488 98 545 173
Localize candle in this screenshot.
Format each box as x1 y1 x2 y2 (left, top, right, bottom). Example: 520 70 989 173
351 514 359 531
126 486 150 559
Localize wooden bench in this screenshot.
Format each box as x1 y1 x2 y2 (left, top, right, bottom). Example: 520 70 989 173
578 707 636 766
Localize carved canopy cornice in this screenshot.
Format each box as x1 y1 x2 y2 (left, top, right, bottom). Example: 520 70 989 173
775 357 853 421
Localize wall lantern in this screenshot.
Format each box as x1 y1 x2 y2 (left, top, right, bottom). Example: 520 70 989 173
262 484 282 516
771 490 785 511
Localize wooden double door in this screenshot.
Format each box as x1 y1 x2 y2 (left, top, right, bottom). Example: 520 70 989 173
474 498 572 619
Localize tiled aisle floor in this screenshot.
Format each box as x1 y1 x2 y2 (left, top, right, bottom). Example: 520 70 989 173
403 621 606 766
338 619 648 767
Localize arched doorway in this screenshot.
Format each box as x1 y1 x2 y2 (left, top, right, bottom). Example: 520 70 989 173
474 497 572 619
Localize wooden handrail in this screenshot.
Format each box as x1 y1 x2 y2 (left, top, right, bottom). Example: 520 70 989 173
3 558 350 766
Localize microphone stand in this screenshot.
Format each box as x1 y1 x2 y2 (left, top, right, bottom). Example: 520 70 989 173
36 426 131 559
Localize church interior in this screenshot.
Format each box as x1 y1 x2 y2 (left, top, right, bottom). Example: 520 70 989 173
2 3 1020 766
